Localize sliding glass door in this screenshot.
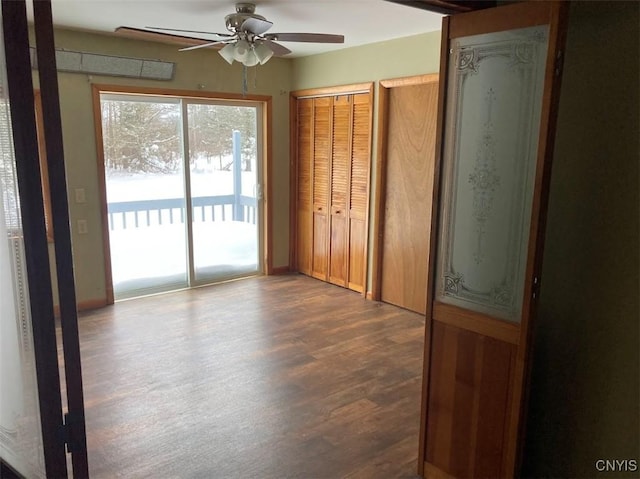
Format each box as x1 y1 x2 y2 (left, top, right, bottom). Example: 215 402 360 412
100 93 262 299
187 102 260 283
102 95 188 298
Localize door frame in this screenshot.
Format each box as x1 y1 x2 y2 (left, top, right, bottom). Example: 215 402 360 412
92 84 273 304
289 82 373 295
371 73 439 303
418 2 569 477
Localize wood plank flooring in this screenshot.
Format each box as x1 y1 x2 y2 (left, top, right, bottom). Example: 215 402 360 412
66 274 425 478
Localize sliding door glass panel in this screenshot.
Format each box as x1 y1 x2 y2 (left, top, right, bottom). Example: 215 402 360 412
101 94 188 299
186 103 259 282
0 31 46 476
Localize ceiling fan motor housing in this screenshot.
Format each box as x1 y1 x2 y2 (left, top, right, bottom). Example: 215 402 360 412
225 3 267 33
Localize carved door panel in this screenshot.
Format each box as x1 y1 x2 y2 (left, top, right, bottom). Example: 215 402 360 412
420 2 568 478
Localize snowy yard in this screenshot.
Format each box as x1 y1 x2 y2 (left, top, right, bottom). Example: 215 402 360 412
106 170 259 298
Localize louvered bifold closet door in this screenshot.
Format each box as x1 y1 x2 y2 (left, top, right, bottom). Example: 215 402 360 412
311 97 331 280
296 98 313 275
328 95 352 286
347 93 372 292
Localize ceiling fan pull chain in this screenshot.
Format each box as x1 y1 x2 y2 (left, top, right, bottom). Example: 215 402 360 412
242 63 248 97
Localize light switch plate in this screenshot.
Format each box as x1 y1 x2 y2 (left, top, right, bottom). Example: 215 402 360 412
75 188 86 204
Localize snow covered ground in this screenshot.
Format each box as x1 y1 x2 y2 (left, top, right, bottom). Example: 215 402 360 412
106 169 259 298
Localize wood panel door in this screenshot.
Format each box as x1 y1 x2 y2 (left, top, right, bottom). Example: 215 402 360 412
296 98 313 276
419 2 568 478
328 95 351 286
378 77 438 314
311 97 331 280
346 93 372 293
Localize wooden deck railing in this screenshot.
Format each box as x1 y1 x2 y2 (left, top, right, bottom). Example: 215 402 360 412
107 195 257 230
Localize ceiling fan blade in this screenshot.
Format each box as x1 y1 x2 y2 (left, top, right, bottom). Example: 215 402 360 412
146 26 233 39
241 17 273 35
263 40 292 57
266 33 344 44
179 41 226 52
115 27 227 47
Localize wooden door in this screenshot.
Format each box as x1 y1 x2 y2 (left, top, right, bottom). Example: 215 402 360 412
346 93 371 293
419 2 568 478
328 95 351 286
296 98 313 275
379 77 438 314
311 97 331 280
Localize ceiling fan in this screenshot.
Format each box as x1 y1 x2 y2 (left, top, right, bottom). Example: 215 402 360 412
116 2 345 67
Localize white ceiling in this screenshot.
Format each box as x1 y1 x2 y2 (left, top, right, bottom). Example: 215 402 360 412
37 0 443 57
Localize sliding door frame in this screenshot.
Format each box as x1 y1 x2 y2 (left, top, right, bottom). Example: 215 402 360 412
183 96 266 286
92 84 273 304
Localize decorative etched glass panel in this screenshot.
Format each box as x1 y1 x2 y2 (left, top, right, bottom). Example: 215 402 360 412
435 25 549 322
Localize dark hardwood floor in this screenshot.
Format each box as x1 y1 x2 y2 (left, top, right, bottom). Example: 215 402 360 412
66 274 425 478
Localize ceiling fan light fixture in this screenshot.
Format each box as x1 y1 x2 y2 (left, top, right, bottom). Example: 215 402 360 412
219 43 236 64
243 49 260 67
254 42 274 65
233 39 250 61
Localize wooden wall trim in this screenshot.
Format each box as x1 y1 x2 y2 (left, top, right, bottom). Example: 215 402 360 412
359 89 375 297
448 1 552 38
418 16 450 476
380 73 439 89
423 461 456 479
371 85 389 302
33 91 54 242
271 266 291 275
91 84 115 305
54 298 109 317
291 82 374 99
432 302 520 345
385 0 495 15
78 298 108 311
288 93 298 271
92 83 272 103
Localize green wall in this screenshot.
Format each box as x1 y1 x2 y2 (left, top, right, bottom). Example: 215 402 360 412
291 31 441 90
522 1 640 477
38 28 292 304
